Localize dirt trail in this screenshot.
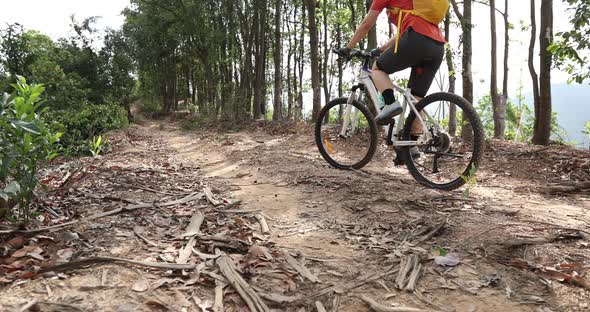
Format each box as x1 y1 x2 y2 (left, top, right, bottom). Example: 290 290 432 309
1 122 588 312
157 122 590 311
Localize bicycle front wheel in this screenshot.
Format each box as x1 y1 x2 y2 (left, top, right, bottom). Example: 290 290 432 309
401 92 485 191
315 97 378 170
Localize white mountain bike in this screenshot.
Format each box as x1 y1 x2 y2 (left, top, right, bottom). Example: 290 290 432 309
315 49 484 191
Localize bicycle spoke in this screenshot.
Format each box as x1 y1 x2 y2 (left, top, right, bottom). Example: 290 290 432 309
405 95 482 189
317 100 375 169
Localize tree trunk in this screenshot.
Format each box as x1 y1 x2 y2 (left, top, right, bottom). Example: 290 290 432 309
533 0 553 145
528 0 541 128
253 0 263 119
306 0 321 122
444 12 457 136
366 0 377 49
490 0 504 139
286 3 294 120
502 0 509 100
450 0 474 141
322 0 330 116
272 0 282 121
337 3 344 98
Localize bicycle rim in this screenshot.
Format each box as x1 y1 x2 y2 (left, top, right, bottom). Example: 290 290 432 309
403 93 484 190
316 98 377 170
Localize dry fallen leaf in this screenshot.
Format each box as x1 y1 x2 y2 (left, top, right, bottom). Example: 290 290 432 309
145 300 170 311
56 248 74 262
132 278 150 292
12 246 38 258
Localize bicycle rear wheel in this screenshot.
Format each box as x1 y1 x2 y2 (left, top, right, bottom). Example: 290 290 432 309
401 92 485 191
315 97 378 170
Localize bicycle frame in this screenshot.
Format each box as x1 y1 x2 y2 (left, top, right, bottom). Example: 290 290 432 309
342 64 442 147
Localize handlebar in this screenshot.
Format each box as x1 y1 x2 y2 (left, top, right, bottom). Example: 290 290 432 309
332 48 372 60
333 48 373 69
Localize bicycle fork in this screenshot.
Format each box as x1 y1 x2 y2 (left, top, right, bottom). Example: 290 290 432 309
340 91 360 138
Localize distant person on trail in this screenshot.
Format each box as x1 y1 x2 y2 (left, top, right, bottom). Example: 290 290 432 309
335 0 448 133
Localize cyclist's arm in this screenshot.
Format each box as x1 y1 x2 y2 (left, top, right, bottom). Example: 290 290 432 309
346 10 380 49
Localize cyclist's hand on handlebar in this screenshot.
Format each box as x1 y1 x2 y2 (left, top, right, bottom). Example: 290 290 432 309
333 47 352 58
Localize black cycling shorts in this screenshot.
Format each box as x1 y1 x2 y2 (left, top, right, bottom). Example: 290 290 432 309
375 27 444 98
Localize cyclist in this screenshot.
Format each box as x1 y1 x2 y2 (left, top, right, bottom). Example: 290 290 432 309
336 0 446 134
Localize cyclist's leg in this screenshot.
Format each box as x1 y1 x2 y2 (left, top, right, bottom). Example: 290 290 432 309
372 29 423 124
373 29 418 93
408 42 444 135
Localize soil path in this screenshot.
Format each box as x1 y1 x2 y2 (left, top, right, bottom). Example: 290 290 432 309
157 122 590 311
1 122 588 312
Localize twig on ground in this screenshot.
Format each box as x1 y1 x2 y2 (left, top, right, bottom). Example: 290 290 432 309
361 296 424 312
215 209 261 214
1 192 203 234
37 301 83 312
178 237 197 264
81 191 139 204
410 220 446 246
331 295 341 312
182 212 205 237
133 227 162 248
282 250 320 283
251 286 302 304
413 290 452 312
315 301 328 312
213 279 226 312
193 248 219 260
204 187 221 206
397 255 421 290
255 214 270 234
39 256 197 274
215 201 242 211
298 266 400 302
19 299 38 312
516 146 551 157
217 254 269 312
405 259 422 292
539 181 590 194
450 280 478 295
115 182 182 196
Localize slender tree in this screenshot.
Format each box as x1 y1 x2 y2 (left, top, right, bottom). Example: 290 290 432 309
306 0 321 122
444 12 457 136
490 0 504 139
533 0 553 145
528 0 541 131
273 0 282 121
450 0 474 141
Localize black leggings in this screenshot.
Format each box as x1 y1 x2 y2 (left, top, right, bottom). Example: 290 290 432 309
375 28 444 98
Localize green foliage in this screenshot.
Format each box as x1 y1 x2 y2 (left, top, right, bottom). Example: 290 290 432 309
549 0 590 84
0 22 134 155
475 86 566 143
89 135 105 156
0 77 61 223
476 94 533 141
460 164 477 197
46 103 128 155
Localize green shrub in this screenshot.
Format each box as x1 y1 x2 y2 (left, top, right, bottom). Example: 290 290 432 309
46 103 128 155
0 77 61 223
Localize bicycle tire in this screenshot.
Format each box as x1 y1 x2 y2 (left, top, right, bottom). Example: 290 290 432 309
401 92 485 191
315 97 378 170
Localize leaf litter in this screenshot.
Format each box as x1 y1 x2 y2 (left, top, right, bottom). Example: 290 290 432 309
1 124 589 311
